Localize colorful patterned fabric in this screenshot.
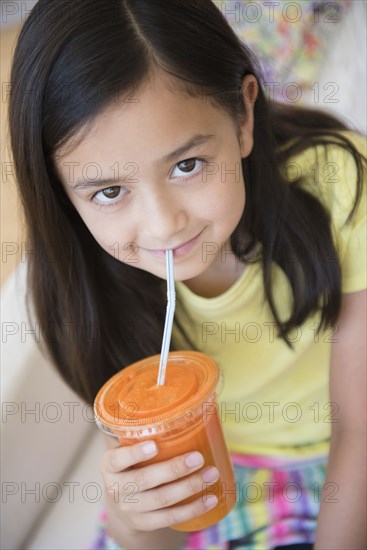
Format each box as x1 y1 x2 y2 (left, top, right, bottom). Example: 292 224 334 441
212 0 353 101
182 455 326 549
90 454 327 550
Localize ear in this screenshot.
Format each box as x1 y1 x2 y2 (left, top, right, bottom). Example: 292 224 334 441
237 75 259 158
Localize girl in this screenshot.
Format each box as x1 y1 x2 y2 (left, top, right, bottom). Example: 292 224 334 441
8 0 366 549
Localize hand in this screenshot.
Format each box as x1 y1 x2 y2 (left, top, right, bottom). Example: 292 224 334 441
100 439 219 534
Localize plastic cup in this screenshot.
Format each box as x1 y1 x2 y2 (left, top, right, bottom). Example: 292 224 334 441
94 350 236 531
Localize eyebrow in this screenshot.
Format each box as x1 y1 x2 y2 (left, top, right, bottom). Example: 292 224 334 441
70 133 216 190
161 133 216 164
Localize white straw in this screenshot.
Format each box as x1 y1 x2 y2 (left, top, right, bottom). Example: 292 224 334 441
157 249 176 386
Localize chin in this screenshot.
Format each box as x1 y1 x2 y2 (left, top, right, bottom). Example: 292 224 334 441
167 261 212 283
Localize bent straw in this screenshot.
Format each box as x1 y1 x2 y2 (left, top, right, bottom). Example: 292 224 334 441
157 249 176 386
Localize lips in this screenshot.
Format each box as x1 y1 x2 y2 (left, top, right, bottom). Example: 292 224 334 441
171 232 201 252
144 229 204 260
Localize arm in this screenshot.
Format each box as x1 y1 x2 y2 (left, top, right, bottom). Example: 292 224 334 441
315 289 367 549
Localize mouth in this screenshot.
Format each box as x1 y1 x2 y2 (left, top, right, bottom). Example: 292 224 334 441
143 229 205 260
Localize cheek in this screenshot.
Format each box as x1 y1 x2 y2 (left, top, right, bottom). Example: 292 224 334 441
76 208 135 252
231 180 246 211
209 177 246 222
228 168 246 215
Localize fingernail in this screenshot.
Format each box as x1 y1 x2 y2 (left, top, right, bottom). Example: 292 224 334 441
204 495 218 509
202 467 219 483
185 452 204 468
141 441 157 456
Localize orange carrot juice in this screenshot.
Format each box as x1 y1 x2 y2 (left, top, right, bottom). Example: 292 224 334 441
94 351 236 531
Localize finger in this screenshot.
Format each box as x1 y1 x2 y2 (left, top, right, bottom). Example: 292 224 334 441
121 451 206 493
102 440 158 474
129 492 218 532
136 466 220 512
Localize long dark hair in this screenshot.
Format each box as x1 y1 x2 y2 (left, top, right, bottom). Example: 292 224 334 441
8 0 365 404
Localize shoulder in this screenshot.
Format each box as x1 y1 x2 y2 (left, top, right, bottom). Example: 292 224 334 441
285 131 367 293
284 131 365 197
283 130 366 223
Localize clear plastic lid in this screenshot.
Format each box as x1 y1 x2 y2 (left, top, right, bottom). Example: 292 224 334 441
94 351 220 434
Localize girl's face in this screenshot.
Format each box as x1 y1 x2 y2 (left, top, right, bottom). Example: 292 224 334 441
55 72 257 288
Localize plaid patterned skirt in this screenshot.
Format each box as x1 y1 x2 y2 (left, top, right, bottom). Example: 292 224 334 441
90 453 327 550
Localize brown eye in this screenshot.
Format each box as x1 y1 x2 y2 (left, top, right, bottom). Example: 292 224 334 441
177 159 197 172
102 186 120 199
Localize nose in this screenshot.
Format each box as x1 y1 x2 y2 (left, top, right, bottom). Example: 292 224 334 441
140 188 188 247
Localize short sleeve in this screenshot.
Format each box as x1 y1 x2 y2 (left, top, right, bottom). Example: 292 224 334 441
339 199 366 293
289 132 367 294
327 135 367 293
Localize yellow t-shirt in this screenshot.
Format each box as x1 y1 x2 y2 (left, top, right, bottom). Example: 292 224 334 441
172 131 366 460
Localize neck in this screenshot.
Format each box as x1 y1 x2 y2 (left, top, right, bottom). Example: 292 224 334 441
182 246 247 298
